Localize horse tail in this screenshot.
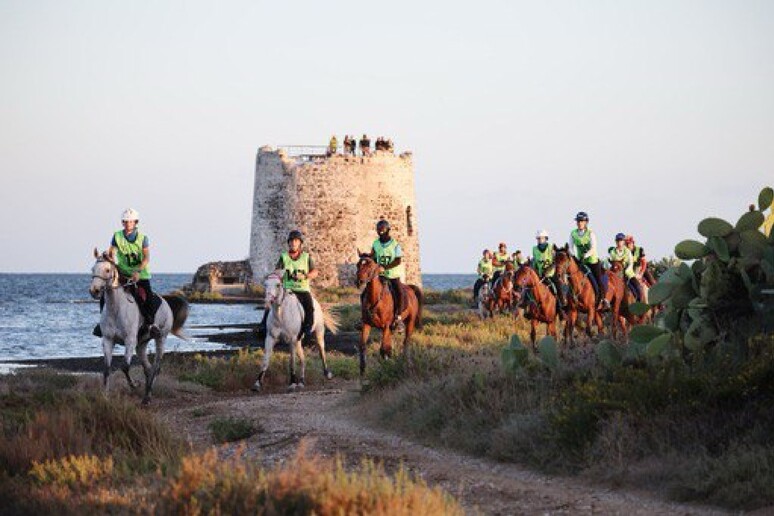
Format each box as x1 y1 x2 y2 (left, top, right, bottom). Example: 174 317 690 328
409 284 423 329
163 295 190 340
321 304 340 335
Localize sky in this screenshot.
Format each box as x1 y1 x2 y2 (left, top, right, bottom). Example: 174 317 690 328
0 0 772 273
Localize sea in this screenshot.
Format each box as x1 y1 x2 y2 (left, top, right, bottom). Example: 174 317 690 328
0 273 474 361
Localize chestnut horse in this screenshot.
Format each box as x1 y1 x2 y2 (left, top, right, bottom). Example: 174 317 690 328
553 248 604 346
512 265 558 346
607 261 652 338
355 254 423 377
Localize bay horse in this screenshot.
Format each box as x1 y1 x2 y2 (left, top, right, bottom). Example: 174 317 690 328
251 272 339 392
89 249 188 405
492 270 515 314
511 264 558 346
478 280 495 319
553 247 604 346
355 254 423 377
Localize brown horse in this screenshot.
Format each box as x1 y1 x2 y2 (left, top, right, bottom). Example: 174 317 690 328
553 248 604 346
512 265 558 346
492 269 515 314
607 261 652 338
355 254 423 377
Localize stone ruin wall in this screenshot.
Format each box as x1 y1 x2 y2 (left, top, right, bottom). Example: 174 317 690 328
249 147 421 287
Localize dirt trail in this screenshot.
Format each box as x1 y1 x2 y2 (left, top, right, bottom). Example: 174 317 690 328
154 379 725 516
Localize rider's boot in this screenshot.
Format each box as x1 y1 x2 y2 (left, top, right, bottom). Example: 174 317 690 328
93 324 102 337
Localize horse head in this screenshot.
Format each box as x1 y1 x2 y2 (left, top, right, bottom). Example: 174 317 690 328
263 271 285 307
355 253 380 288
90 248 118 299
609 260 623 274
511 265 537 304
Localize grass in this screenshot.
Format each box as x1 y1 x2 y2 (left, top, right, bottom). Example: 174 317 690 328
0 365 463 515
357 317 774 511
209 416 260 443
158 444 462 516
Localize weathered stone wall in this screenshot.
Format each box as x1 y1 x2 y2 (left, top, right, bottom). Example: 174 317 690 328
191 260 252 292
249 147 421 287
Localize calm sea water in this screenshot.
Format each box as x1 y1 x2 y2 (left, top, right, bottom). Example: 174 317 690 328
0 273 473 361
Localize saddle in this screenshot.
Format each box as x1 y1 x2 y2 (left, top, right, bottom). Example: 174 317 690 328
579 263 606 301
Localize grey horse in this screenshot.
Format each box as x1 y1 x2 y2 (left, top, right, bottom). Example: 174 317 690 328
89 248 188 404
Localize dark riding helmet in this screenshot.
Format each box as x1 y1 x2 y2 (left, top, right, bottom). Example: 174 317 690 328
287 230 304 243
615 232 626 241
575 211 589 222
376 219 390 232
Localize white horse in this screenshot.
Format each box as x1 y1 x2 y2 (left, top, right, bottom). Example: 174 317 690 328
478 281 493 319
89 248 188 404
251 272 339 392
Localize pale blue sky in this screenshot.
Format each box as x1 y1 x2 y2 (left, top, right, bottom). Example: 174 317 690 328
1 1 772 273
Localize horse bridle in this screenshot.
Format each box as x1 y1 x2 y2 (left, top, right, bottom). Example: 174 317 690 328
357 258 388 319
92 257 122 292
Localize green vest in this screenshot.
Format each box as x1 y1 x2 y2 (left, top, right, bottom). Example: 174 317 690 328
493 252 509 273
532 245 553 276
571 229 599 264
373 239 404 279
609 247 635 279
113 230 150 279
478 257 493 279
631 246 642 263
281 251 311 292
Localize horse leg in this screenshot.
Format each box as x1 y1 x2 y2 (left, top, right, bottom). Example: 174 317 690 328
295 338 306 389
288 338 299 391
141 337 164 405
359 324 372 378
530 320 537 349
403 313 415 370
316 323 332 380
568 309 578 348
252 333 275 392
102 337 114 394
121 340 139 391
381 327 393 359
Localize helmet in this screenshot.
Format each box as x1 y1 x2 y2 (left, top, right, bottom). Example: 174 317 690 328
615 232 626 241
624 234 635 244
287 230 304 243
536 229 549 239
575 211 589 222
376 219 390 232
498 242 507 248
121 208 139 222
483 249 490 255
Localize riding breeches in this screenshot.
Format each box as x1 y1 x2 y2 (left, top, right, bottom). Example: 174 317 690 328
387 277 406 316
293 290 314 334
473 278 486 299
627 277 642 302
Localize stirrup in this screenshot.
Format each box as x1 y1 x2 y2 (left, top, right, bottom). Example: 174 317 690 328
93 324 102 338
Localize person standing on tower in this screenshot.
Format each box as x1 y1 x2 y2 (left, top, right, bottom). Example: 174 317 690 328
369 219 406 330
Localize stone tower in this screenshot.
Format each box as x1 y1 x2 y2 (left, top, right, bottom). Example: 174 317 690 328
249 146 421 287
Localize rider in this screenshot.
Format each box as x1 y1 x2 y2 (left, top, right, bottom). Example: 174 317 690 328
569 211 608 309
492 242 509 283
610 233 642 302
280 230 319 340
625 235 656 287
473 249 493 304
370 219 406 330
512 250 527 267
532 229 563 318
93 208 159 338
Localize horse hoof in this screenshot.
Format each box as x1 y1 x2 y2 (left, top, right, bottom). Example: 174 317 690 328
251 382 262 392
141 397 151 406
325 370 333 380
297 381 305 389
287 384 297 392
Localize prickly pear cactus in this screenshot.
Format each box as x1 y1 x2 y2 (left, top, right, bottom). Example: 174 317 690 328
638 186 774 361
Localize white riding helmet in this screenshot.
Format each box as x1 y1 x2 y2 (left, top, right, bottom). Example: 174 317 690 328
536 229 549 239
121 208 140 222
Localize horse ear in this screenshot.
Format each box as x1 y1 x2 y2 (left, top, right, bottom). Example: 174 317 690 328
564 243 569 252
356 248 362 257
108 247 116 261
93 247 99 259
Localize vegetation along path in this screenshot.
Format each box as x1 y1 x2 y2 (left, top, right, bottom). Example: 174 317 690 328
155 377 723 515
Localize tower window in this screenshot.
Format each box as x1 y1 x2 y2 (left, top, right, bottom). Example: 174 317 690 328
406 206 414 236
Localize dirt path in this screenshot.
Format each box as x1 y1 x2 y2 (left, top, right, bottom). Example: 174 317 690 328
154 379 725 515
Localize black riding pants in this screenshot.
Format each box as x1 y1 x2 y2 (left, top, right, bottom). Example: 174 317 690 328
587 261 606 299
627 277 642 302
387 277 406 316
294 290 314 334
473 278 486 299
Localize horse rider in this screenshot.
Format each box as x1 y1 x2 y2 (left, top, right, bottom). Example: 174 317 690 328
492 242 509 284
473 249 493 304
369 219 406 330
569 211 608 309
93 208 159 339
257 230 319 341
512 250 527 267
532 229 564 318
625 234 656 287
610 233 642 302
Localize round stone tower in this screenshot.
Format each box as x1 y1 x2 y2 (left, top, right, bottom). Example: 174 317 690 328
249 146 421 287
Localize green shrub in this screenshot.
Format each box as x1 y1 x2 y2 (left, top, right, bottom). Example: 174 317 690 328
209 417 259 443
